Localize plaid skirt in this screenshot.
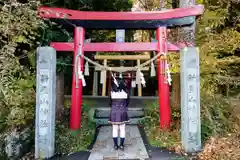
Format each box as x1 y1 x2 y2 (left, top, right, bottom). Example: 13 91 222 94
108 99 129 125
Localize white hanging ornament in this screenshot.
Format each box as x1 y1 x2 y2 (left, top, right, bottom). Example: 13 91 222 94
112 73 119 87
100 70 106 84
150 61 156 77
79 71 86 87
119 72 123 79
136 69 141 85
84 61 89 76
128 72 131 78
131 80 136 88
78 63 86 87
140 72 146 87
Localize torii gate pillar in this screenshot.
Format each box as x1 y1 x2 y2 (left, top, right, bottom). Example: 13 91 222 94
156 27 171 129
70 27 85 130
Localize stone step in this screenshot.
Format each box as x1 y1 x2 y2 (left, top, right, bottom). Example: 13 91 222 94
96 118 142 126
95 108 144 118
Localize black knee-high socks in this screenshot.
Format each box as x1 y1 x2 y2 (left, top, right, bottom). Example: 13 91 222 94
113 137 118 146
120 137 125 146
113 137 125 146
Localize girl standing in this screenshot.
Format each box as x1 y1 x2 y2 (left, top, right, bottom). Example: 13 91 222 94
108 73 131 150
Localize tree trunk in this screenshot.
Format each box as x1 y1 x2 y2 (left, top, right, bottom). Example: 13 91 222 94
176 0 196 106
172 73 180 108
56 73 65 120
178 0 196 46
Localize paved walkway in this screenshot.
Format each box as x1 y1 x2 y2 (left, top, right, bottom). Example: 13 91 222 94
88 125 149 160
49 125 183 160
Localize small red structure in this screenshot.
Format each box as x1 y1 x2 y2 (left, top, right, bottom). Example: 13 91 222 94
38 5 204 130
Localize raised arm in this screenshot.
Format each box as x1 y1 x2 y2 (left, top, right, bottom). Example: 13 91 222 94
124 73 132 107
124 73 132 91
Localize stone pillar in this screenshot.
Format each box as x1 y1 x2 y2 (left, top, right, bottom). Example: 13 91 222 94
35 47 56 159
180 47 201 153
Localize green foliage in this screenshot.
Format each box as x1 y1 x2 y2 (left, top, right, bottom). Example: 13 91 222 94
0 0 42 132
40 21 74 73
200 94 238 140
141 100 181 148
142 93 238 148
55 118 95 153
90 0 133 11
56 56 72 73
55 100 96 153
197 4 240 95
82 101 96 123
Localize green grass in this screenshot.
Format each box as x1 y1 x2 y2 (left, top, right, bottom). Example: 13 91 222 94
140 100 181 149
55 99 96 154
55 118 95 153
141 93 238 153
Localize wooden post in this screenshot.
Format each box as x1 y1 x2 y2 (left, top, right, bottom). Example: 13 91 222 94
56 73 64 120
95 54 150 60
101 59 107 96
92 70 98 96
95 66 149 71
172 73 181 108
131 71 135 96
35 47 56 159
108 71 112 96
137 59 142 96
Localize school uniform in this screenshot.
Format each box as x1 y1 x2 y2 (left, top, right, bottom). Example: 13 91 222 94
108 77 131 150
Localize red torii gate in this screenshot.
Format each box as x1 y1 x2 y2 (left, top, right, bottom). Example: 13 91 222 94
38 5 204 130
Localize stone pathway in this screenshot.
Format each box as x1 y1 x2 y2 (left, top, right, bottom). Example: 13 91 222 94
88 125 149 160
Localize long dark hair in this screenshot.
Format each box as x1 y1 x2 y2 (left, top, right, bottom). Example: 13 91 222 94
111 78 128 93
